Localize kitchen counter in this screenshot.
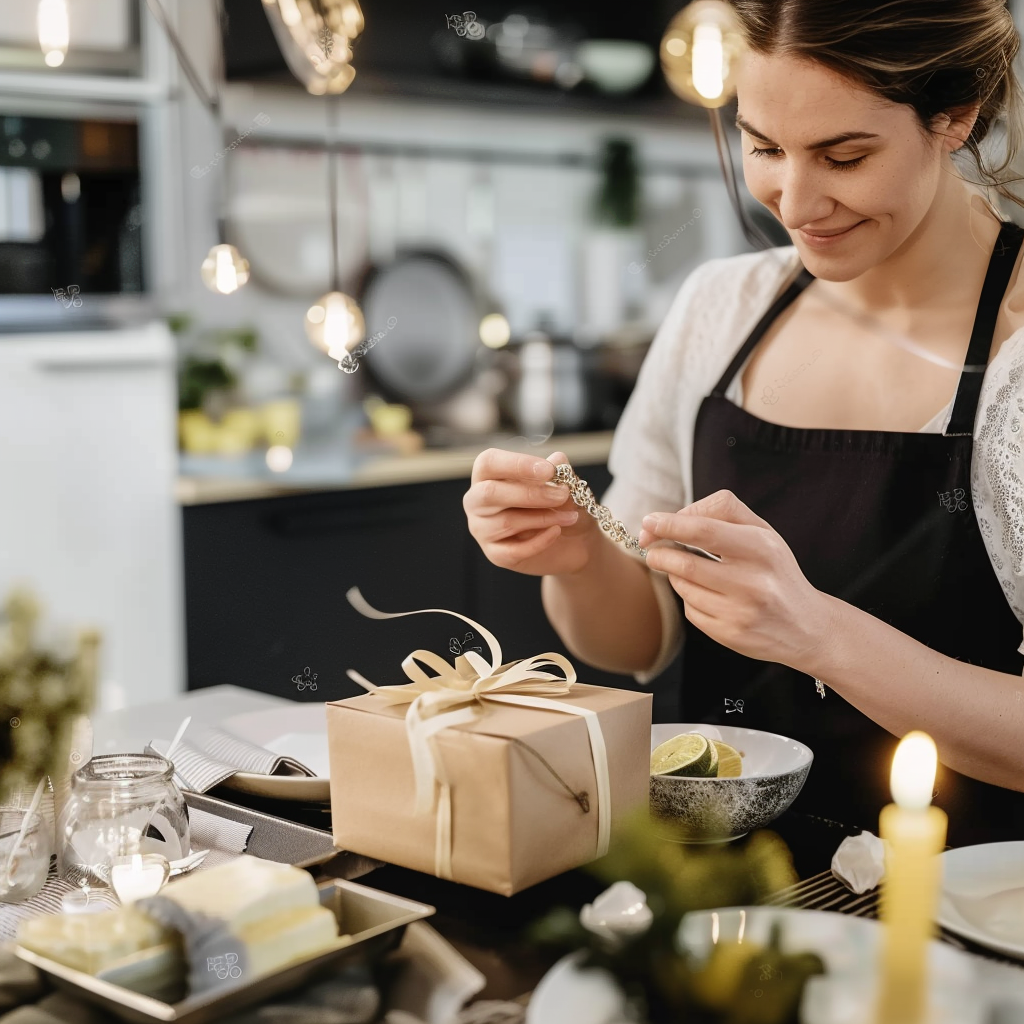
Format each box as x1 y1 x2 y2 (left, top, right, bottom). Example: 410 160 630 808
175 430 615 505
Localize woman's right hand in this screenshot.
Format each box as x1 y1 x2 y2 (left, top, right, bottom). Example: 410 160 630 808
464 450 604 577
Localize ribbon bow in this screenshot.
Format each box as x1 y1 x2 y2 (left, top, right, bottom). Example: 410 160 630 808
345 588 611 880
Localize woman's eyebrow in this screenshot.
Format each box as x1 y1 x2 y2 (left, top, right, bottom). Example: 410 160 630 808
735 113 881 150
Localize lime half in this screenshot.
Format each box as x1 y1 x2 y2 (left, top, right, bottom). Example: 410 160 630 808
650 733 718 777
711 740 743 778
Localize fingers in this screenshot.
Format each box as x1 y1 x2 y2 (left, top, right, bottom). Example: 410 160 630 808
638 493 771 561
466 477 571 514
479 507 580 542
471 448 563 487
645 542 731 595
487 525 563 568
678 489 771 528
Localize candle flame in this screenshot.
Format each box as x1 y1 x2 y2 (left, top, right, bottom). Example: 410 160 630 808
890 731 937 810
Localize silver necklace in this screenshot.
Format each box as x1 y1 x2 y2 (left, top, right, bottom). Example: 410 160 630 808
554 462 827 699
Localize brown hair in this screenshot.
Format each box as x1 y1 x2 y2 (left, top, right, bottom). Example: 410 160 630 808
728 0 1024 210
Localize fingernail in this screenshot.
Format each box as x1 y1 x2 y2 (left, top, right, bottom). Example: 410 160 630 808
543 480 565 489
642 514 663 530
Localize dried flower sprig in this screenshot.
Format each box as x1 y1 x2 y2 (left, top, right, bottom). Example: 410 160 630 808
0 587 98 802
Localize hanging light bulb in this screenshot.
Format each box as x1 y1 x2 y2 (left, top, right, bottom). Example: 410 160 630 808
661 0 745 108
201 243 250 295
37 0 69 67
263 0 364 95
305 290 364 359
479 312 511 349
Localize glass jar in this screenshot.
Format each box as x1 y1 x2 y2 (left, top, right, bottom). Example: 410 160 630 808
57 754 189 888
0 802 51 903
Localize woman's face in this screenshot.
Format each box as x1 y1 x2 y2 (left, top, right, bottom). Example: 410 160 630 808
734 52 959 281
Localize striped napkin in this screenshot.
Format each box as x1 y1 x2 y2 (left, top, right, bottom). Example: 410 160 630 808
147 727 318 794
0 808 253 942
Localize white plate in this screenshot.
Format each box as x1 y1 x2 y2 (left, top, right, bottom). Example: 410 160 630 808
528 907 997 1024
218 705 331 803
938 842 1024 960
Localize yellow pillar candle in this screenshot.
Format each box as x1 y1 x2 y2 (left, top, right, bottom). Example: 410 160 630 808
876 731 948 1024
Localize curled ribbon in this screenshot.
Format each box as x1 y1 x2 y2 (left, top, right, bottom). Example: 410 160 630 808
345 587 612 880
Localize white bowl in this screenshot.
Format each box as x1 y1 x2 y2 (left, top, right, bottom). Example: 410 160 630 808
649 723 813 842
577 40 655 95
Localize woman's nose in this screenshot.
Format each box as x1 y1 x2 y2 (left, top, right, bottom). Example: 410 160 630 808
773 164 836 231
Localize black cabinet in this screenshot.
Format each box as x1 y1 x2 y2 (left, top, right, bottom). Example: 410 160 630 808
182 466 681 718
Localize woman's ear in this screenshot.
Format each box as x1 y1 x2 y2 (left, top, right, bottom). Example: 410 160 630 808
938 102 982 152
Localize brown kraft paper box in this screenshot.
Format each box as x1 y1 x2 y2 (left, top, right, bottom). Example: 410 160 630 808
326 684 652 896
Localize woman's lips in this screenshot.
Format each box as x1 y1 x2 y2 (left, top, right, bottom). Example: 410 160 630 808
798 220 866 247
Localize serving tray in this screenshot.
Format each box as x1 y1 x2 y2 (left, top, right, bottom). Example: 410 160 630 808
15 878 435 1024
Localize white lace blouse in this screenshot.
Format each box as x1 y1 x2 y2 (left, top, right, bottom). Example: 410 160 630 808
602 246 1024 683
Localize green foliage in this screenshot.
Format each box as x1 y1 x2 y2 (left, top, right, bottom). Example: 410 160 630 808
528 810 825 1024
0 589 97 801
169 317 260 411
594 138 641 229
177 358 236 412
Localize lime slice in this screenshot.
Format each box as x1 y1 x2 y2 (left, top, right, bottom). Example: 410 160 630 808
711 740 743 778
650 733 715 777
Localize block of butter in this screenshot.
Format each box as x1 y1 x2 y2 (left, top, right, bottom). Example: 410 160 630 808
18 906 175 975
18 856 344 999
136 855 343 996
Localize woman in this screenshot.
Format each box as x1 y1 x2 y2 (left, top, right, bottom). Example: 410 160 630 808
464 0 1024 847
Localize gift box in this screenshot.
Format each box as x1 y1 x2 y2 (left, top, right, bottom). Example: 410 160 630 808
326 590 652 896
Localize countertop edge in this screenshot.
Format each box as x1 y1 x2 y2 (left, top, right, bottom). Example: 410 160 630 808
176 431 615 505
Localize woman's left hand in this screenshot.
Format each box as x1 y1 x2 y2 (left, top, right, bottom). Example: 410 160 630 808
638 489 840 671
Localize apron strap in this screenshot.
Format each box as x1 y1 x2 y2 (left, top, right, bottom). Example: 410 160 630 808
945 219 1024 436
711 265 815 398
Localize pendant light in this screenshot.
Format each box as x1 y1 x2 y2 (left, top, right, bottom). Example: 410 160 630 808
660 1 774 252
660 0 745 109
37 0 69 67
305 95 365 360
200 222 250 295
262 0 364 95
146 0 253 295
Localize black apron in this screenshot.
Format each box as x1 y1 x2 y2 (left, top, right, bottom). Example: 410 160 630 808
678 219 1024 848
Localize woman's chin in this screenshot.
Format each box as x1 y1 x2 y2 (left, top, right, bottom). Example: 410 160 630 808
793 243 874 282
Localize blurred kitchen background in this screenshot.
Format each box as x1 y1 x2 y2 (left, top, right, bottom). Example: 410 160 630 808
3 0 1013 721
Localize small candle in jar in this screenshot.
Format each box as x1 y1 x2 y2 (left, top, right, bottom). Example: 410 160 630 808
61 886 106 915
110 853 169 903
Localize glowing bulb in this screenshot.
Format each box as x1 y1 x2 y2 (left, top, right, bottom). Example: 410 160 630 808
200 244 250 295
266 445 294 472
890 731 938 811
660 0 745 109
692 23 725 101
37 0 69 67
479 313 511 349
304 290 364 358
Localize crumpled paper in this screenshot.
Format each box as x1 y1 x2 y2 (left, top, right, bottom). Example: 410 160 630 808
579 881 653 949
831 831 887 894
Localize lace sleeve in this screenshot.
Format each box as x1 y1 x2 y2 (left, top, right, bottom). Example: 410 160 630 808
971 330 1024 661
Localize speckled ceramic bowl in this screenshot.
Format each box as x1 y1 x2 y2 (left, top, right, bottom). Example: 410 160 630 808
649 723 813 843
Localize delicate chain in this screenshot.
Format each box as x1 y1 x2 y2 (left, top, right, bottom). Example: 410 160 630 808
554 463 648 559
555 464 825 699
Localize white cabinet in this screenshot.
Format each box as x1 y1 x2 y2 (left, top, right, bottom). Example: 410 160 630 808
0 322 184 710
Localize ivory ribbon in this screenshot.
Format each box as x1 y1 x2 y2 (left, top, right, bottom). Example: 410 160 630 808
344 587 612 881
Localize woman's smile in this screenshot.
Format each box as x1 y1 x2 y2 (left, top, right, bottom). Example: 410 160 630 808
798 219 869 248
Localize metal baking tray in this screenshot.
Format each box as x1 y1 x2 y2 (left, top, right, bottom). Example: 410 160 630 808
183 789 338 870
15 878 435 1024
